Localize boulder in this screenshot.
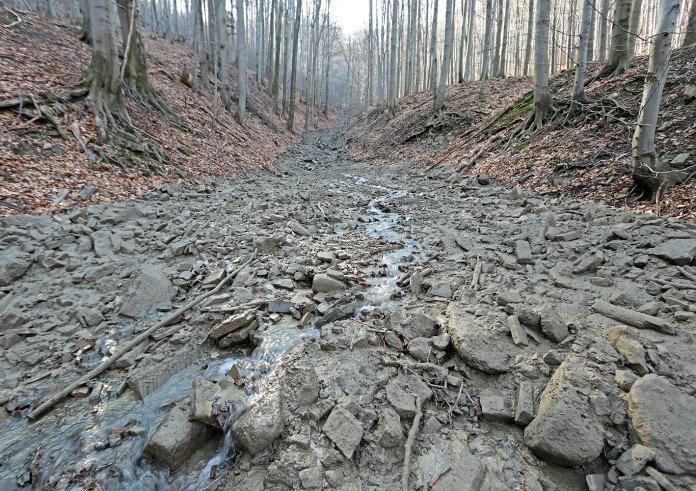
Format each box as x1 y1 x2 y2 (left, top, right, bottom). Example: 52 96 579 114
524 356 606 466
0 248 32 287
376 406 403 448
119 266 173 318
142 400 216 469
539 307 569 343
231 391 285 455
603 326 649 375
385 374 432 418
323 405 364 459
447 303 516 374
312 274 347 293
616 444 657 477
650 239 696 265
480 389 514 423
628 374 696 474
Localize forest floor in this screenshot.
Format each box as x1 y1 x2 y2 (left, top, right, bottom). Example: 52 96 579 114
1 128 696 491
0 8 329 217
348 46 696 221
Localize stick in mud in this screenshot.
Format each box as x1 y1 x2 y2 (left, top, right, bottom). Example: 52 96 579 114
27 252 257 420
401 394 423 491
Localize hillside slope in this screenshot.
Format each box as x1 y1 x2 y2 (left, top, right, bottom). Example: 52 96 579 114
0 8 327 216
349 47 696 220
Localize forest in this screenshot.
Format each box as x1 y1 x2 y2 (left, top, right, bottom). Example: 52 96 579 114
1 0 696 490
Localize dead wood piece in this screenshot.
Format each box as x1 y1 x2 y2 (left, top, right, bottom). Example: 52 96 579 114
428 466 452 489
645 466 677 491
646 276 696 291
401 394 423 491
27 252 257 420
678 266 696 283
470 258 482 289
591 301 676 335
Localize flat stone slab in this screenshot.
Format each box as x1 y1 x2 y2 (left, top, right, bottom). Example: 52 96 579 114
650 239 696 266
323 405 364 459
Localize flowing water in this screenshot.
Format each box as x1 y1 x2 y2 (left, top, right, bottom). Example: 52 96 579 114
0 178 419 491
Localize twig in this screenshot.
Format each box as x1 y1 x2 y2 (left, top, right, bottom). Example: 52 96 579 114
2 7 22 28
678 266 696 283
428 466 452 489
119 0 137 83
401 395 423 491
27 252 257 420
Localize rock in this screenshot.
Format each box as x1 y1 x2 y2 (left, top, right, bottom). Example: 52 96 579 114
603 326 649 375
480 389 514 423
616 444 657 477
413 430 487 491
477 174 491 185
650 239 696 265
406 337 431 362
615 369 639 391
539 308 569 343
323 406 364 459
268 300 295 313
317 251 336 263
190 376 244 429
119 266 173 318
397 311 437 342
685 85 696 102
515 240 533 265
142 400 215 469
289 221 312 236
271 278 294 290
524 356 606 466
312 274 347 293
81 307 104 327
507 315 528 346
231 391 285 455
376 406 403 448
515 381 535 427
628 374 696 474
447 303 516 374
209 310 256 340
0 247 32 287
586 474 606 491
298 467 323 490
385 374 432 418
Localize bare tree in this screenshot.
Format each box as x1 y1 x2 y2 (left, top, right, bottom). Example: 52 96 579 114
570 0 593 111
599 0 632 77
235 0 248 124
498 0 511 77
434 0 455 112
627 0 644 57
598 0 610 59
286 0 302 131
479 0 494 96
523 0 534 76
632 0 683 198
388 0 399 116
683 0 696 46
429 0 439 93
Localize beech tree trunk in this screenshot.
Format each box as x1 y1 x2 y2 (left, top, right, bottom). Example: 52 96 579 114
429 0 439 93
235 0 248 123
434 0 454 112
464 0 476 81
632 0 683 198
286 0 302 131
627 0 644 57
388 0 399 116
683 0 696 45
523 0 533 76
603 0 632 76
216 0 232 110
479 0 494 95
498 0 510 78
570 0 593 107
79 0 92 44
528 0 551 132
598 0 610 59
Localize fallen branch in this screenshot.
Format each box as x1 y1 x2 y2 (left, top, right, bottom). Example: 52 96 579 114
27 251 257 420
2 7 22 28
591 301 676 335
401 395 423 491
428 466 452 489
646 276 696 290
678 266 696 283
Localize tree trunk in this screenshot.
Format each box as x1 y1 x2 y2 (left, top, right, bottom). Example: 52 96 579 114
570 0 593 110
429 0 439 93
434 0 455 112
194 0 209 88
86 0 128 142
368 0 374 105
492 0 503 77
683 0 696 45
598 0 610 59
217 0 232 110
632 0 683 198
523 0 534 76
388 0 399 116
628 0 644 56
79 0 92 44
602 0 632 76
464 0 476 81
527 0 551 132
479 0 494 95
498 0 511 77
286 0 302 131
587 0 596 60
272 0 283 114
235 0 248 123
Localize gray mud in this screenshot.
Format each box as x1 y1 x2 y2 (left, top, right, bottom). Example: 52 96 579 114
1 128 696 491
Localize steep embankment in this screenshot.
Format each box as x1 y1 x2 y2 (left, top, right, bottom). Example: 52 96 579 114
349 47 696 220
0 8 328 217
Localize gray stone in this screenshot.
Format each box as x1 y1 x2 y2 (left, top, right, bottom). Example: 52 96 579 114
312 274 347 293
650 239 696 265
271 278 294 290
604 326 649 375
586 474 606 491
406 337 431 362
81 307 103 327
615 369 639 391
231 391 285 455
507 315 528 346
323 406 364 459
376 406 403 448
386 374 432 418
539 307 569 343
515 240 533 265
524 356 606 466
0 247 32 287
616 444 657 477
318 251 336 263
298 467 323 490
413 430 487 491
480 389 514 423
119 266 173 318
628 374 696 474
142 400 215 469
447 303 516 374
515 381 535 426
190 376 245 429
